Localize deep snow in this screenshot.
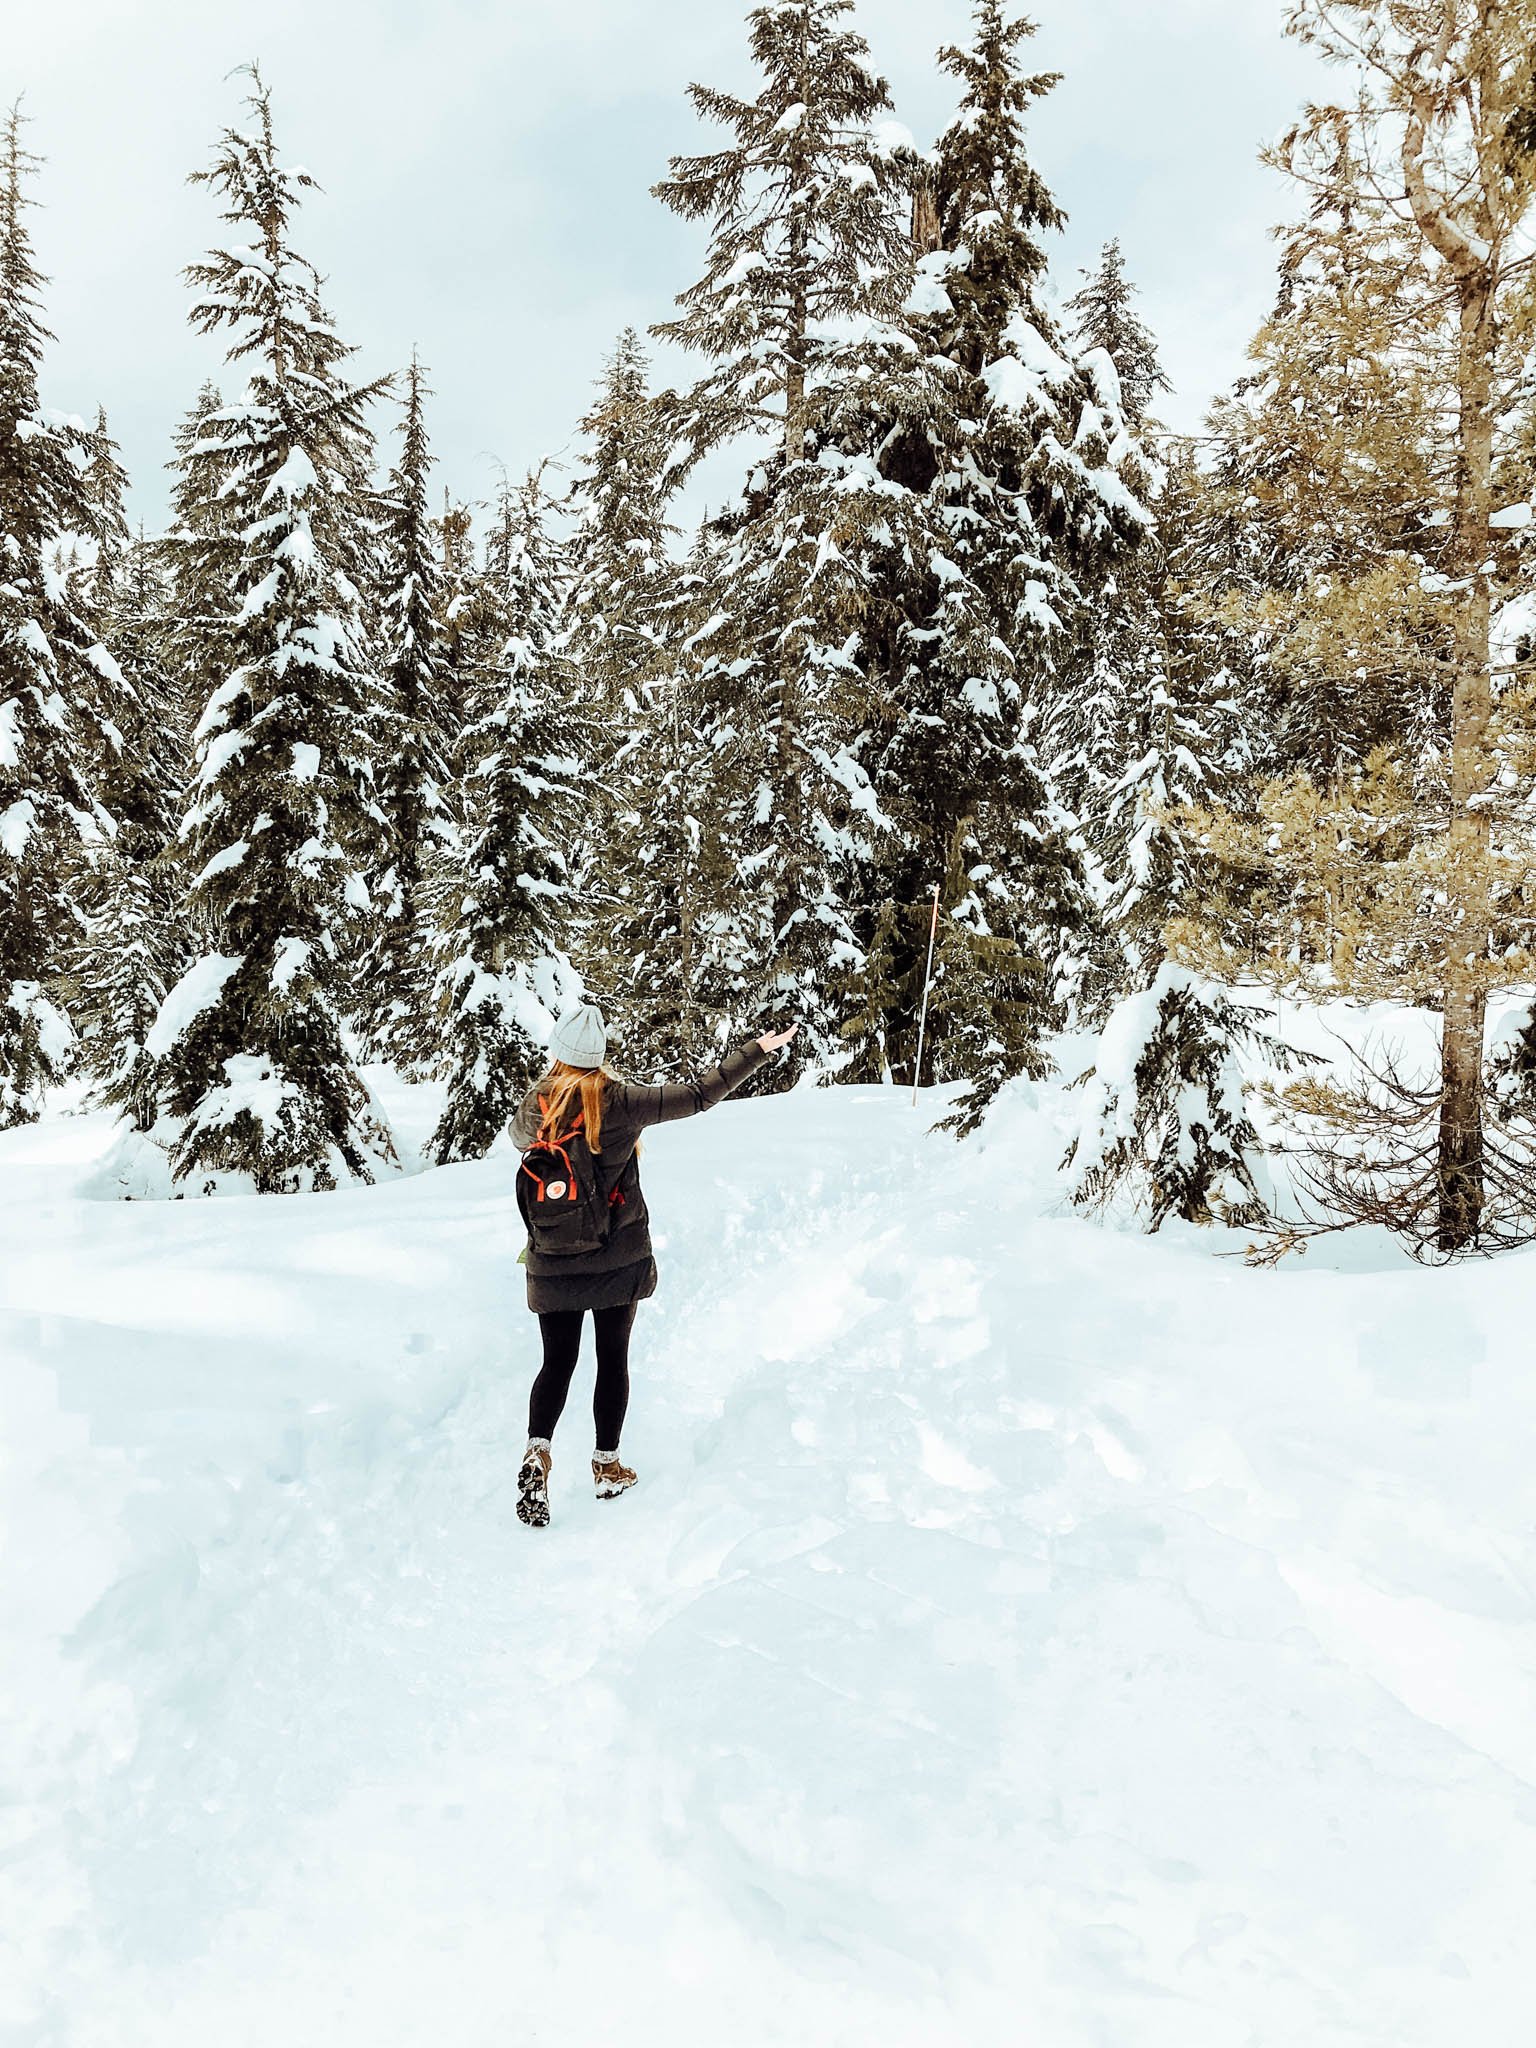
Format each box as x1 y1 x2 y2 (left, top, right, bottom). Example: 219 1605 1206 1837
3 1062 1534 2047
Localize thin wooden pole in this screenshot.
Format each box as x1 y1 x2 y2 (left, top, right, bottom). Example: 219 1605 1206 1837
912 883 941 1108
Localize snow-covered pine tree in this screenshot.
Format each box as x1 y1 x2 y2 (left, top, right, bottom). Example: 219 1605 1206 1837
1195 136 1444 786
0 107 118 1124
1048 247 1281 1224
54 406 193 1129
37 405 113 632
1088 645 1213 991
564 328 674 724
148 74 396 1192
562 329 669 961
1064 725 1285 1239
97 531 186 840
78 404 132 621
52 401 172 997
426 469 582 1162
1048 243 1221 1020
837 3 1147 1125
72 535 192 1129
1050 241 1169 819
597 598 743 1075
162 381 238 731
424 489 481 843
1063 962 1277 1230
1065 241 1169 436
561 330 721 1072
651 0 912 1073
1166 7 1536 1255
363 354 455 1066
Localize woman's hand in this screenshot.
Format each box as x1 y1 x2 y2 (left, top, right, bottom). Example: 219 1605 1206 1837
757 1024 799 1054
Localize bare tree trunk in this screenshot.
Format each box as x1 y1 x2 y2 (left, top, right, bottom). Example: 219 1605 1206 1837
779 265 807 944
775 635 803 949
912 171 941 258
775 27 811 988
1399 0 1502 1251
784 293 807 469
1436 271 1496 1248
783 20 810 471
671 674 700 1061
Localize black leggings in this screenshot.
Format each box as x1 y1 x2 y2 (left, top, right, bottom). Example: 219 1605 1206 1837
528 1303 637 1450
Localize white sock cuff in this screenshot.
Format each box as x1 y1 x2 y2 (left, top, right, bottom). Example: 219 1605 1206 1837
526 1436 551 1451
593 1448 620 1463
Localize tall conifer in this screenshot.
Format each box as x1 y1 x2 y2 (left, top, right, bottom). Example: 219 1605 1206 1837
426 471 581 1162
652 0 911 1069
148 74 395 1192
564 329 674 721
365 354 455 1064
79 405 132 621
562 330 717 1070
0 109 113 1123
841 4 1148 1122
72 535 192 1129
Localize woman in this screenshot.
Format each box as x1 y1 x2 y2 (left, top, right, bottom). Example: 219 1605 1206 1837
510 1002 798 1528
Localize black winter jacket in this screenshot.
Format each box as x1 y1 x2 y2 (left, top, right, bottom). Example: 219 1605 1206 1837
510 1039 771 1313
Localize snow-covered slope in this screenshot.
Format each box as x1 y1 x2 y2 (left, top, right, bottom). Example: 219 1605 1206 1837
3 1073 1533 2047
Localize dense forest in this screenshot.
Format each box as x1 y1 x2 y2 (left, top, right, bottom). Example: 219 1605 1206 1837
2 0 1534 1257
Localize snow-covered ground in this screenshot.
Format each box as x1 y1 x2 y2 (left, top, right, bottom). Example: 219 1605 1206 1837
3 1061 1534 2047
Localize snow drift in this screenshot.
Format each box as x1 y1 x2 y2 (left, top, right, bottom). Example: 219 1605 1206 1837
2 1066 1533 2047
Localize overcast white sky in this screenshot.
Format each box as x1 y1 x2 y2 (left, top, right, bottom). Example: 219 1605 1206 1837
9 0 1326 528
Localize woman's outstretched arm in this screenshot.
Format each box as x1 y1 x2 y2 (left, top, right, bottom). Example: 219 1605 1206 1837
614 1025 798 1132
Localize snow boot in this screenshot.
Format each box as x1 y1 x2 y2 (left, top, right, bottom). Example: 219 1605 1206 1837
517 1440 552 1529
592 1452 637 1501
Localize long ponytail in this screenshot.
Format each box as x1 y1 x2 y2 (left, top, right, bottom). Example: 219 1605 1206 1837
537 1061 614 1153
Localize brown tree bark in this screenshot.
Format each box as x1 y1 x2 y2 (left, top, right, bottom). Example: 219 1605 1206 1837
1435 268 1496 1249
1399 0 1501 1250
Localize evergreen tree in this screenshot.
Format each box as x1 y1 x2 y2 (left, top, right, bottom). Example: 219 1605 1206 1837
1195 136 1446 785
434 490 479 660
163 380 238 734
427 470 581 1163
62 406 193 1124
1065 239 1169 433
1064 963 1279 1230
54 402 161 957
1086 629 1212 993
593 595 743 1076
917 3 1150 676
0 108 111 1123
72 536 192 1128
1051 253 1215 1019
1172 5 1536 1253
79 404 132 620
837 3 1148 1123
652 0 911 1071
1050 240 1170 820
415 488 480 853
562 331 715 1072
364 354 455 1064
564 329 674 721
148 74 396 1192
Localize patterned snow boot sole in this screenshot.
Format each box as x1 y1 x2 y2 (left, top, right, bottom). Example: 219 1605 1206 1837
517 1443 552 1529
592 1455 637 1501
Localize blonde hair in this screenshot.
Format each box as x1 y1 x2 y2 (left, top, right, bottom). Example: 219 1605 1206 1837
537 1060 618 1154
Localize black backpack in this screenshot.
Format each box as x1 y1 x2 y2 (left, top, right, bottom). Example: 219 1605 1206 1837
517 1098 619 1257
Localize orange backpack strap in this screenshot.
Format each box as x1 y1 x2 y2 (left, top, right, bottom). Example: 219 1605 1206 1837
532 1096 584 1147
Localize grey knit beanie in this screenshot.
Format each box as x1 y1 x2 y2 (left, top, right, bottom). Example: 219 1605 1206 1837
548 1002 608 1071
